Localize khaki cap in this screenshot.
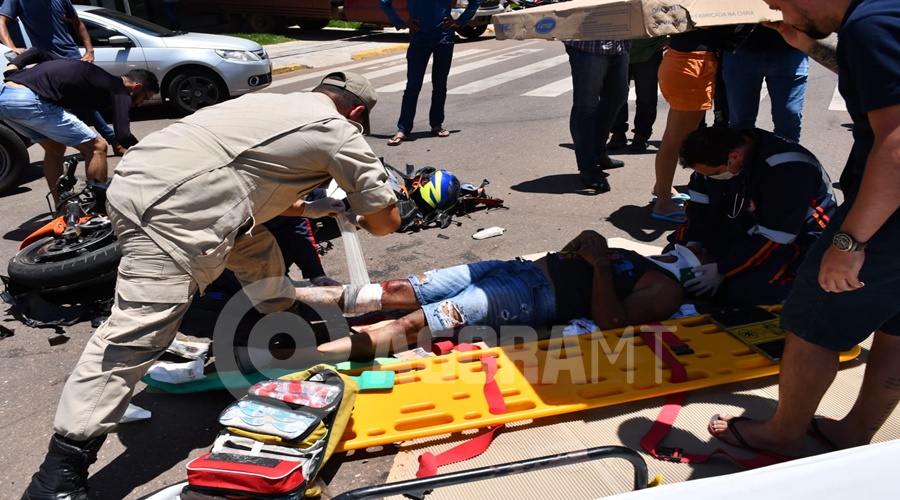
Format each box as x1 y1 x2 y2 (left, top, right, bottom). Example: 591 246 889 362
320 71 377 134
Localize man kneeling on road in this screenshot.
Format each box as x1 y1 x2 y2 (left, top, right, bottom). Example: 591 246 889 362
22 71 400 500
298 230 686 361
0 48 157 201
670 126 837 306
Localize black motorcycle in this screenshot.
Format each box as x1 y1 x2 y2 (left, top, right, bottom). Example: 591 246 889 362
8 157 120 292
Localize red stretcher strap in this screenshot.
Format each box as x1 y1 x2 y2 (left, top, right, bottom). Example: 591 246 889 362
416 356 507 477
640 323 780 469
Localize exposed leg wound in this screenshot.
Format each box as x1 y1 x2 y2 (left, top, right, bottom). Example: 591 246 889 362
437 301 466 328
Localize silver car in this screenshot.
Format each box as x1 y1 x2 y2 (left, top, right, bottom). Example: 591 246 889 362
13 6 272 115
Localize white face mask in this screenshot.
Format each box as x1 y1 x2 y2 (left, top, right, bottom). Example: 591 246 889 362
708 161 739 181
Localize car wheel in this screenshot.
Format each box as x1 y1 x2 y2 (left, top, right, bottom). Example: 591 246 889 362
167 69 226 115
247 14 285 33
296 18 329 31
0 123 29 196
457 24 488 39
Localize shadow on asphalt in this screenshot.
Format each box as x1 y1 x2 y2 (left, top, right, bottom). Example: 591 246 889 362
607 203 685 243
511 173 611 197
88 388 234 499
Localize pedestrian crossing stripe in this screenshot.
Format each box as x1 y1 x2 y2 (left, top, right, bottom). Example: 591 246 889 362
273 43 849 112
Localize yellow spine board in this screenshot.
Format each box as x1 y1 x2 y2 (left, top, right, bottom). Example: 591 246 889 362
336 308 860 452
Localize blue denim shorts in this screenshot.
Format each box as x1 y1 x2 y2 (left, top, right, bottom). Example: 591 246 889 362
0 84 96 145
781 207 900 351
408 260 557 333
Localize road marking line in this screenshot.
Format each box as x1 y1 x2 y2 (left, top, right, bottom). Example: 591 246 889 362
829 84 847 111
376 48 544 93
449 54 569 95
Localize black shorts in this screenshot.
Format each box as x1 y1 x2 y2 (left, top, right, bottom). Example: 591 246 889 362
781 208 900 352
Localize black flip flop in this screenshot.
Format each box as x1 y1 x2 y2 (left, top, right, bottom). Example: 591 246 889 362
807 415 839 451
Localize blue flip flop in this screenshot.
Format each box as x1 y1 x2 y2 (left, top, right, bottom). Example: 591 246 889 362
651 193 691 204
651 210 687 223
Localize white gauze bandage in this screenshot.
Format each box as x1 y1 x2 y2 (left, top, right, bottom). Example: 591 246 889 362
342 284 383 314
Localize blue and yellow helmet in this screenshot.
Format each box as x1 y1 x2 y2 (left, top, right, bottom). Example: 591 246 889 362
417 169 461 212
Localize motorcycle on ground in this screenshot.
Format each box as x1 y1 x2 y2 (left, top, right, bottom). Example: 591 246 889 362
8 156 120 292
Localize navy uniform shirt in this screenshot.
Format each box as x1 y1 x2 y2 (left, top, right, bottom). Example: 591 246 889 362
673 129 838 278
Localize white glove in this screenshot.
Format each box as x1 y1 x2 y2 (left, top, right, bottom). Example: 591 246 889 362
685 263 725 296
303 197 345 219
343 209 362 228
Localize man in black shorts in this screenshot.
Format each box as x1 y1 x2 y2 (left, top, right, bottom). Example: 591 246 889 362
709 0 900 459
297 230 686 360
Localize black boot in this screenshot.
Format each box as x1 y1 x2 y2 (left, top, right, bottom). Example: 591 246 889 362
23 433 107 500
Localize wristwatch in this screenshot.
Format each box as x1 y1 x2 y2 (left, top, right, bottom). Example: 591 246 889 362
832 231 867 252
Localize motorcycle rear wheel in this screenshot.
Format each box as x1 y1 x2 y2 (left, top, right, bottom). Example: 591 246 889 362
8 225 121 292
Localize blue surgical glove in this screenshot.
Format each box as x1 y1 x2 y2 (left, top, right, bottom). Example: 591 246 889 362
685 263 725 296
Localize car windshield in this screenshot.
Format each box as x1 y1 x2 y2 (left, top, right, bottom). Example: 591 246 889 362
86 8 184 37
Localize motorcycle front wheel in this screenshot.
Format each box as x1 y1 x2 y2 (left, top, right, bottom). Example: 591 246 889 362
8 221 121 291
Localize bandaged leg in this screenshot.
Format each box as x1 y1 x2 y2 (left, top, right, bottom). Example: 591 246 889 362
342 284 383 314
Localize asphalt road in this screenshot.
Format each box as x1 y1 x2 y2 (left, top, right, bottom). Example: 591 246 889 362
0 32 852 498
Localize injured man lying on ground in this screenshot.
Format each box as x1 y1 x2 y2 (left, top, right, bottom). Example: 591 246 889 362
297 231 691 361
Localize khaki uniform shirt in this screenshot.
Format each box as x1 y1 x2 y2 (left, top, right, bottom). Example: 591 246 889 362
107 92 396 284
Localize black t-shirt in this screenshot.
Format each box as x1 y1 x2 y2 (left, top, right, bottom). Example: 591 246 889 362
544 249 678 323
737 24 796 52
836 0 900 206
6 51 136 146
668 26 736 53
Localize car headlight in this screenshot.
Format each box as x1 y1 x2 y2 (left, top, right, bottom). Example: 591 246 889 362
215 49 260 62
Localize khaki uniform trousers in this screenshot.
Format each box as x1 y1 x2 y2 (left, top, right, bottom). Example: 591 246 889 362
54 207 294 440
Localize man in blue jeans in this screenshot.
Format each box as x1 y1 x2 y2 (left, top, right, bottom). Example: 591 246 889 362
302 231 685 361
564 40 631 193
0 0 125 155
722 24 809 142
381 0 481 146
1 48 157 200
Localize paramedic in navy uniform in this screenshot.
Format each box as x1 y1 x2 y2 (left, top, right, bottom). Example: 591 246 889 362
671 126 837 306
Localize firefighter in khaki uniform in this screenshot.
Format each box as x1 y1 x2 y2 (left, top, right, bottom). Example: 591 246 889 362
23 72 400 500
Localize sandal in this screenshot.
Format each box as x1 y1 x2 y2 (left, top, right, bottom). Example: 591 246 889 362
431 127 450 138
387 133 406 146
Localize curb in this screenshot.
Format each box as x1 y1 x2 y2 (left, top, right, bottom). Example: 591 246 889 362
350 44 409 61
272 63 312 76
270 43 408 76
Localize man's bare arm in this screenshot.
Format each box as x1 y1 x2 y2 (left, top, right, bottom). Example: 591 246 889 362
818 103 900 292
69 16 95 63
763 21 838 74
807 38 839 74
0 16 24 54
359 204 400 236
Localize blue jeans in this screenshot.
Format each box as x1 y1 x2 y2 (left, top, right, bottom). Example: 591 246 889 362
0 84 95 145
74 109 117 144
565 46 629 172
612 49 663 139
398 38 454 134
722 48 808 142
409 260 557 333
